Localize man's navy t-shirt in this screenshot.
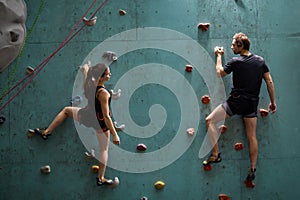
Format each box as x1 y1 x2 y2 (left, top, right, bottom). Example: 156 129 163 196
223 54 269 97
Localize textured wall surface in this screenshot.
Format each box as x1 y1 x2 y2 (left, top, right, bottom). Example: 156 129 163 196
0 0 300 199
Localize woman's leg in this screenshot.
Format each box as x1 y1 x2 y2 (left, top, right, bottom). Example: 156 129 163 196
43 106 80 135
96 130 110 181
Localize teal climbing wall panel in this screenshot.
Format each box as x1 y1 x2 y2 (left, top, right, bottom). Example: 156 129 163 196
1 0 300 199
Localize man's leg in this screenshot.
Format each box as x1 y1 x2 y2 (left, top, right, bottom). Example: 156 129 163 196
206 104 229 156
243 117 258 170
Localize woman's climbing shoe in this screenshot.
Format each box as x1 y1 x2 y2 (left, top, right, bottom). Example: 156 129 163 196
203 153 222 165
96 177 114 186
30 128 50 140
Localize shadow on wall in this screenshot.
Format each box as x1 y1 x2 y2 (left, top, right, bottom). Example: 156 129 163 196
0 0 27 73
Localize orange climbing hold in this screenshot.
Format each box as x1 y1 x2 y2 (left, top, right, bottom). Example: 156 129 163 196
198 23 210 31
91 165 99 173
154 181 165 190
201 95 210 104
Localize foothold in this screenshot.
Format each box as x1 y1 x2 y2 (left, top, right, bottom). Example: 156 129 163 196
111 89 121 100
119 9 126 16
186 128 195 136
82 16 97 26
185 64 193 72
197 23 210 31
234 142 243 151
203 164 212 171
244 180 255 188
40 165 51 174
154 180 165 190
107 177 120 188
137 143 147 151
70 95 82 107
201 95 211 104
102 51 118 62
259 108 269 117
219 194 231 200
219 125 227 134
140 196 148 200
114 121 125 132
27 128 35 138
85 149 95 159
91 165 99 173
0 115 6 125
26 66 34 75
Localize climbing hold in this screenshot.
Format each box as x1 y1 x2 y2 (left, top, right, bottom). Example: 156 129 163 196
91 165 99 173
106 177 120 188
85 148 95 159
259 108 269 117
26 66 34 75
219 125 227 134
219 194 231 200
70 95 82 107
197 23 210 31
186 128 195 136
154 180 165 190
234 142 243 151
140 196 148 200
102 51 118 62
119 9 126 16
244 180 255 188
185 64 193 72
40 165 51 174
201 95 211 104
203 164 212 171
27 129 34 138
137 143 147 151
82 16 97 26
214 46 224 55
111 89 121 100
0 115 6 124
114 121 125 132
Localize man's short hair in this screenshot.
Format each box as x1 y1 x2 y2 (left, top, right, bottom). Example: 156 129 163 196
233 32 250 50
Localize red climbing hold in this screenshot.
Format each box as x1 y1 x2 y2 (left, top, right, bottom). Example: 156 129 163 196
137 143 147 151
219 194 231 200
185 64 193 72
234 142 243 151
244 180 255 188
201 95 210 104
198 23 210 31
259 108 269 117
219 125 227 134
203 164 212 171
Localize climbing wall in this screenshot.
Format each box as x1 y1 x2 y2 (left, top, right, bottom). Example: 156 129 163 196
1 0 300 199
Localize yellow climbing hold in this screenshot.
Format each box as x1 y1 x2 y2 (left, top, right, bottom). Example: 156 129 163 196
154 180 165 190
119 9 126 16
91 165 99 173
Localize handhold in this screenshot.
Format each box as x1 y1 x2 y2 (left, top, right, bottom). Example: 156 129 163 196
197 23 210 31
259 108 269 117
70 95 82 107
26 66 34 75
219 194 231 200
111 89 121 100
140 196 148 200
137 143 147 151
0 115 6 125
203 164 212 171
154 180 165 190
114 121 125 132
244 180 255 188
234 142 243 151
219 125 227 134
102 51 118 62
201 95 211 104
91 165 99 173
185 64 193 72
107 177 120 188
40 165 51 174
214 46 224 55
84 149 95 159
82 16 97 26
119 9 126 16
186 128 195 136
